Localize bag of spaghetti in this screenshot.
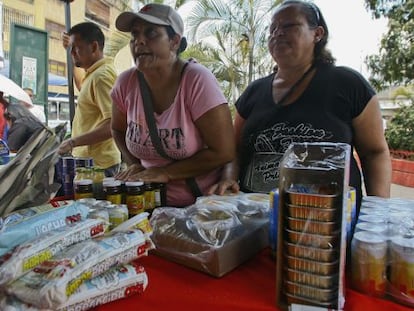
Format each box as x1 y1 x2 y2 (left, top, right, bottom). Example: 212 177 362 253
7 229 152 309
0 218 107 287
0 262 148 311
0 202 90 257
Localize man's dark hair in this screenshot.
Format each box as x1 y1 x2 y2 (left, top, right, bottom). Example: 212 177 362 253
69 22 105 50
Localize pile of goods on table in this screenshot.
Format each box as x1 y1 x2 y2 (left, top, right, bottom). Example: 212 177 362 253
0 201 153 310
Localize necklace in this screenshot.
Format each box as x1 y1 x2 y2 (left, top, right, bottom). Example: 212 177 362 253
274 64 315 106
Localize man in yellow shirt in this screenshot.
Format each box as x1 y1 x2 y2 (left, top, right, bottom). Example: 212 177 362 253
58 22 121 176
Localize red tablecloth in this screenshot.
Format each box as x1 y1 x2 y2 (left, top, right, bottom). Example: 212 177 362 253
94 248 412 311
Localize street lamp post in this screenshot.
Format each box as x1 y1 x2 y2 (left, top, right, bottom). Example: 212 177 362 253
59 0 75 129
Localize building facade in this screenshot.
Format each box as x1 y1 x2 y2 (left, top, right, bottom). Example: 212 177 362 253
0 0 134 96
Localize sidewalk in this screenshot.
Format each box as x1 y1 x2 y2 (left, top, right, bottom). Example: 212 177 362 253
391 183 414 200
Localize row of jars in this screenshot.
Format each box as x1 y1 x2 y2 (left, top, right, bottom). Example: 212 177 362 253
73 167 166 217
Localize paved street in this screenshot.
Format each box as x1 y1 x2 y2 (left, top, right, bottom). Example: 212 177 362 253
391 183 414 200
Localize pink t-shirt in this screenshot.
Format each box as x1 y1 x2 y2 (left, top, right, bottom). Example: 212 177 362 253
111 61 227 206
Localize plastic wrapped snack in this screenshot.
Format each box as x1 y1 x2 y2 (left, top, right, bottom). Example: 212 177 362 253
112 212 153 238
0 218 107 287
0 202 90 256
57 262 148 311
0 262 148 311
0 295 44 311
7 229 151 309
150 199 269 277
195 193 270 222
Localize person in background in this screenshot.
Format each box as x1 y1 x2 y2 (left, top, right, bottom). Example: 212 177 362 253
57 22 121 177
209 0 391 213
111 3 235 207
1 92 43 152
20 87 46 123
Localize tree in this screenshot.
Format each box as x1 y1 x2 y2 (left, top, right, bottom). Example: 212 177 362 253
364 0 414 91
185 0 278 104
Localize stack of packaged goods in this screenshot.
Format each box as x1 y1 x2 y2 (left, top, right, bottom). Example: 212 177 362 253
275 142 351 311
0 200 154 310
350 196 414 308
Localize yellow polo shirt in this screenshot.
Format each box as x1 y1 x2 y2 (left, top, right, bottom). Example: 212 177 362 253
72 57 121 168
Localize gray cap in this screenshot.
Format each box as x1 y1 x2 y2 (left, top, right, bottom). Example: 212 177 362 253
116 3 184 36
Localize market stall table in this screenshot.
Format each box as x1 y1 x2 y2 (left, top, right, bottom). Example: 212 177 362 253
94 248 412 311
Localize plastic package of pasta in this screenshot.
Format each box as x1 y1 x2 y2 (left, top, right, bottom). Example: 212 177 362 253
0 202 90 257
0 262 148 311
0 218 107 287
7 229 151 309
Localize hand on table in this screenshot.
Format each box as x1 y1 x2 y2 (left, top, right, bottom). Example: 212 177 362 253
207 178 240 195
116 164 170 183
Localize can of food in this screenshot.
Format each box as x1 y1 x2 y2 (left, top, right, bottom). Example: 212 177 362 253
390 236 414 301
355 222 388 236
351 231 388 297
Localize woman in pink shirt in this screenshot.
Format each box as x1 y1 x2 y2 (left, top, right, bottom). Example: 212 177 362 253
111 3 235 207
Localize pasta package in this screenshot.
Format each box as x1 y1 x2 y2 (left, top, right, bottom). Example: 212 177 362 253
0 218 107 287
58 262 148 311
0 202 90 257
7 229 151 309
0 262 148 311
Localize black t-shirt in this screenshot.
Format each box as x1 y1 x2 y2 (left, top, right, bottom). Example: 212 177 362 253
235 63 375 200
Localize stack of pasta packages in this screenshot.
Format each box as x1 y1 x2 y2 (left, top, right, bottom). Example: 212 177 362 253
0 200 154 310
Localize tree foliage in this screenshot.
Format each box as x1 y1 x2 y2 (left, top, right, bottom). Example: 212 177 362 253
364 0 413 90
185 0 278 104
385 101 414 152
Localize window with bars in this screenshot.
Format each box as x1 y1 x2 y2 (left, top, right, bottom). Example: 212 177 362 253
45 20 65 40
2 5 34 58
85 0 110 28
49 60 66 76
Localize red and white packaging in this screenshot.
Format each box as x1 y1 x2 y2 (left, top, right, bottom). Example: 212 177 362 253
7 229 152 309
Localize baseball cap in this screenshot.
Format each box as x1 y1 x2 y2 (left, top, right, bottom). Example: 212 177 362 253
116 3 184 36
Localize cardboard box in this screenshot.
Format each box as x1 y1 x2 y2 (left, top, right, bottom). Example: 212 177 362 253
151 221 269 277
275 143 351 311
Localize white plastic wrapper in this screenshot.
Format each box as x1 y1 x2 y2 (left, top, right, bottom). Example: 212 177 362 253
58 262 148 311
0 262 148 311
112 212 152 237
0 202 90 257
0 218 107 287
0 295 44 311
195 193 270 224
7 229 151 309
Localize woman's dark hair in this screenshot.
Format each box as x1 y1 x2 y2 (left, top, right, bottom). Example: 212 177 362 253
279 0 335 65
166 26 187 55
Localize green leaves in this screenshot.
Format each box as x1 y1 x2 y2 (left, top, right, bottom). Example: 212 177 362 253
365 0 414 90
